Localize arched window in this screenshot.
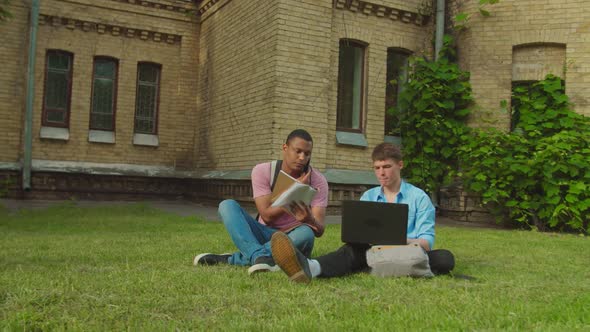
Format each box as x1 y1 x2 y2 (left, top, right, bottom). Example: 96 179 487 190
384 48 411 137
90 57 118 131
42 50 73 128
337 39 367 132
134 62 162 134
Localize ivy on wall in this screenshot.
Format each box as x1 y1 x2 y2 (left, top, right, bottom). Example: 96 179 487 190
389 32 589 233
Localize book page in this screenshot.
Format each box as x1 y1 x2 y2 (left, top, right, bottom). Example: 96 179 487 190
271 181 317 208
271 170 297 202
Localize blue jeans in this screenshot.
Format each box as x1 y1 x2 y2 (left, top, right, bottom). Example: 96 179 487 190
218 199 315 266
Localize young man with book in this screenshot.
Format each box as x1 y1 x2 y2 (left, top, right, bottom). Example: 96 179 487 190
270 142 455 283
194 129 329 275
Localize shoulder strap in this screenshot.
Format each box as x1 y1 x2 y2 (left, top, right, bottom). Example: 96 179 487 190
256 160 282 222
270 160 282 191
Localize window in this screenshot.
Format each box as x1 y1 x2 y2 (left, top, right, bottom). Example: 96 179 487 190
134 62 161 134
90 57 118 131
42 50 73 127
337 39 366 132
384 48 410 136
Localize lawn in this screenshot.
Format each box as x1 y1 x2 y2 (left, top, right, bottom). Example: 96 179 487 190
0 202 588 331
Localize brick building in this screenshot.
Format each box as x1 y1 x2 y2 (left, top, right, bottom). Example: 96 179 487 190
1 0 589 214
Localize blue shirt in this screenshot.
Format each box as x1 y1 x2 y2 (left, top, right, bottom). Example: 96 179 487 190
360 180 436 249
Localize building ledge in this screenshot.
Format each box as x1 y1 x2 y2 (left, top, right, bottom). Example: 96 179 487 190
133 133 159 147
23 159 380 185
384 135 402 146
89 130 115 144
40 127 69 141
336 131 368 148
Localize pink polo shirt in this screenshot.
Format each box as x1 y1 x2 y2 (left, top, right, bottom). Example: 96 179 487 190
251 162 329 232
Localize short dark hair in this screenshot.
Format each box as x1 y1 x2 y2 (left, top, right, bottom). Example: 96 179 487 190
371 142 403 162
286 129 313 145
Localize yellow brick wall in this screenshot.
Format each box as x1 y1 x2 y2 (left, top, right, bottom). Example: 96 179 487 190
512 44 566 81
326 3 433 170
6 0 589 179
452 0 590 129
197 0 433 172
0 1 29 163
195 0 280 170
271 0 333 169
3 0 199 168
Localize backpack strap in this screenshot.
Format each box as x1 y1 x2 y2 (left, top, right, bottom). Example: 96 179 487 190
255 160 283 222
270 160 282 191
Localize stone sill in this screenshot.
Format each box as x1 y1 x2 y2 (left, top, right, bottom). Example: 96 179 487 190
133 133 159 147
88 130 115 144
40 127 69 141
335 131 368 147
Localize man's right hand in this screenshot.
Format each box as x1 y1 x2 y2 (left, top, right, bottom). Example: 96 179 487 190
296 169 311 185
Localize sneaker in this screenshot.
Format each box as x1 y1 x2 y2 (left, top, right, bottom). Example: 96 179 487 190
247 256 280 275
270 232 311 283
193 253 231 266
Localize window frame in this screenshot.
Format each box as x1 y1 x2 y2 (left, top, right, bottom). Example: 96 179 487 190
336 39 367 134
89 56 119 131
41 50 74 128
384 47 412 137
133 62 162 135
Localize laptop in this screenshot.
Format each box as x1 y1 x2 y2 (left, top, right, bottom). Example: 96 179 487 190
341 200 408 245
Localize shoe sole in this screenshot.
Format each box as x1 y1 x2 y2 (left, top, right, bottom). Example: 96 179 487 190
271 232 311 283
247 263 281 275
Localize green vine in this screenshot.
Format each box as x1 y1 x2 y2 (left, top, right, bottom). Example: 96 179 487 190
0 0 12 22
459 75 590 233
392 35 472 196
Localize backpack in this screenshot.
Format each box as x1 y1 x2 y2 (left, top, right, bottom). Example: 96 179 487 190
366 243 434 278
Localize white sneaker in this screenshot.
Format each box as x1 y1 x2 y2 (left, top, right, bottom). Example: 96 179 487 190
247 256 281 275
193 253 231 266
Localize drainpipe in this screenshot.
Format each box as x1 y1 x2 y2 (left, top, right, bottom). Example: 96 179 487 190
431 0 445 208
23 0 40 190
434 0 445 61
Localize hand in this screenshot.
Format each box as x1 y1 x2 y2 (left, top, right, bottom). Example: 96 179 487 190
285 201 314 225
296 169 311 185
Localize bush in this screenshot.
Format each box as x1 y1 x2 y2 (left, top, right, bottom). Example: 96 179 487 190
460 76 590 233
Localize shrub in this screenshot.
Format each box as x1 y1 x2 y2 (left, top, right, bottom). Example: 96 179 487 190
460 75 590 232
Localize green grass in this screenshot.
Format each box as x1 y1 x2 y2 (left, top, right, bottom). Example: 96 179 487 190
0 203 588 331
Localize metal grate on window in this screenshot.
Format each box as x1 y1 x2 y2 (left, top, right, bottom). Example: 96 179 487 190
90 58 117 131
134 63 160 134
43 51 72 126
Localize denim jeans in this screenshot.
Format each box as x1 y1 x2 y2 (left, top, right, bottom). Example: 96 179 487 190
218 199 315 266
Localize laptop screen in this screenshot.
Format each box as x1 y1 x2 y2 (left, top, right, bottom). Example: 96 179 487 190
340 200 408 245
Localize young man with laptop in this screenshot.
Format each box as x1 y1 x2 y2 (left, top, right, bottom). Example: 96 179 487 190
270 142 455 283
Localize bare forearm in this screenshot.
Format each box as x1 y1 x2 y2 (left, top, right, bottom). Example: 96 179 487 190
306 207 326 237
306 215 324 237
259 206 286 225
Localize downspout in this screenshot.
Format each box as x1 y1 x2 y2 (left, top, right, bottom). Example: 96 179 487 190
434 0 445 61
432 0 445 207
23 0 40 190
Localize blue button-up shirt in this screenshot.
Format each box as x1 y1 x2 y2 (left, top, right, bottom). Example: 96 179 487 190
360 180 436 249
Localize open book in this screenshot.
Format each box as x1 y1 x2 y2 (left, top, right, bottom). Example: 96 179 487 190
270 170 318 208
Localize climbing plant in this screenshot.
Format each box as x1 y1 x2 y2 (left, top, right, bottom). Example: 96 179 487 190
459 75 590 233
391 35 472 197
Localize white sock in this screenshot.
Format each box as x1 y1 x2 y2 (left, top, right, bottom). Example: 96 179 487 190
308 259 321 278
